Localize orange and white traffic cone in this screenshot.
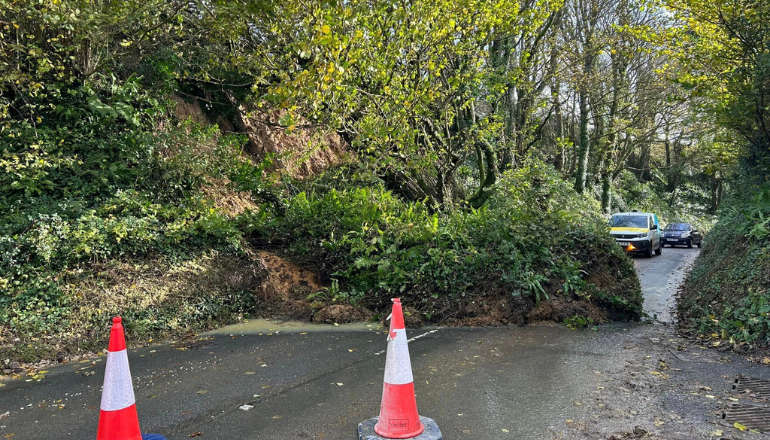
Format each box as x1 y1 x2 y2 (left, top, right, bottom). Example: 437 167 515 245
96 317 166 440
97 316 142 440
375 298 424 438
358 298 442 440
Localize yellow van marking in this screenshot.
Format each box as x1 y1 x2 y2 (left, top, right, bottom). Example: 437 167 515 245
610 227 649 233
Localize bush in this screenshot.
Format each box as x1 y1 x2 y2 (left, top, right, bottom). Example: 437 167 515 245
0 81 261 346
247 159 642 321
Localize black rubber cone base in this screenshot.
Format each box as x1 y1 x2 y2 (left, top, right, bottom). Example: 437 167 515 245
358 416 442 440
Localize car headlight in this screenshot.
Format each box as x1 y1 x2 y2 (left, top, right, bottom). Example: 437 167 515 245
680 232 690 238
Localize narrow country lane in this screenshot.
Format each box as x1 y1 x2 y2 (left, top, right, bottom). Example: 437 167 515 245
1 248 768 439
632 247 700 324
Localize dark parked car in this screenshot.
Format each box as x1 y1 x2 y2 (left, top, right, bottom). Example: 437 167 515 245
662 223 702 248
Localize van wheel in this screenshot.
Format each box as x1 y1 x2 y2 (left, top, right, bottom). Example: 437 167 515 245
655 244 662 256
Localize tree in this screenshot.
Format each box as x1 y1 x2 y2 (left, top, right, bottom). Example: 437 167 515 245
267 0 559 207
664 0 770 171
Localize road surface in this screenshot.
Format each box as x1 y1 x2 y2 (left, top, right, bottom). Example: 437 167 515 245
633 245 698 323
2 247 768 439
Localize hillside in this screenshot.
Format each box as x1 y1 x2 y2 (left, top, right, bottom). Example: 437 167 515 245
679 184 770 349
0 0 736 364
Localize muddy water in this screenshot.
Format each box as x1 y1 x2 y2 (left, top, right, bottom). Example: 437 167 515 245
206 318 380 335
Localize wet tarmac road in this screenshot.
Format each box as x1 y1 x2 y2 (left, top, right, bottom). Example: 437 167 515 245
2 246 768 439
632 246 699 323
1 322 643 439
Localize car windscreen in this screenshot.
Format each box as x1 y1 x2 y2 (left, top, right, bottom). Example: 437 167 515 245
664 223 689 231
610 215 648 228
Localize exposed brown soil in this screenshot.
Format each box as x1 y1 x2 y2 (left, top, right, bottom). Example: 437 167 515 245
239 109 348 179
236 250 614 329
200 177 258 217
171 95 209 125
312 304 373 323
450 296 533 326
527 298 607 323
172 94 348 179
251 250 374 323
255 250 325 299
222 94 349 178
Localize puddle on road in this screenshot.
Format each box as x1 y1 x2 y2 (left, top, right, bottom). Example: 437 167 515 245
205 318 383 336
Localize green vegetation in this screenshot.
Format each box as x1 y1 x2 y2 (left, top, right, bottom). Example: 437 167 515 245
679 185 770 348
2 0 763 362
250 161 641 321
669 0 770 348
0 95 270 359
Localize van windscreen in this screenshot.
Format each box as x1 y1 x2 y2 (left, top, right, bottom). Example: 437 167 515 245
610 215 647 228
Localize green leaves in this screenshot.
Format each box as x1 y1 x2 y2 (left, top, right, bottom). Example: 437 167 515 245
254 159 641 319
680 181 770 348
663 0 770 166
256 0 558 206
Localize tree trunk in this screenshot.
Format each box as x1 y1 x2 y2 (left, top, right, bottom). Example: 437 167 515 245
574 90 590 193
710 178 723 213
601 172 612 213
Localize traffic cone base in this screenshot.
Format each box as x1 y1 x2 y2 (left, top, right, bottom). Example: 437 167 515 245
358 416 443 440
97 404 141 440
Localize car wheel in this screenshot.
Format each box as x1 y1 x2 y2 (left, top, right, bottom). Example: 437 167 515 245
655 243 662 256
687 239 692 248
697 241 701 248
